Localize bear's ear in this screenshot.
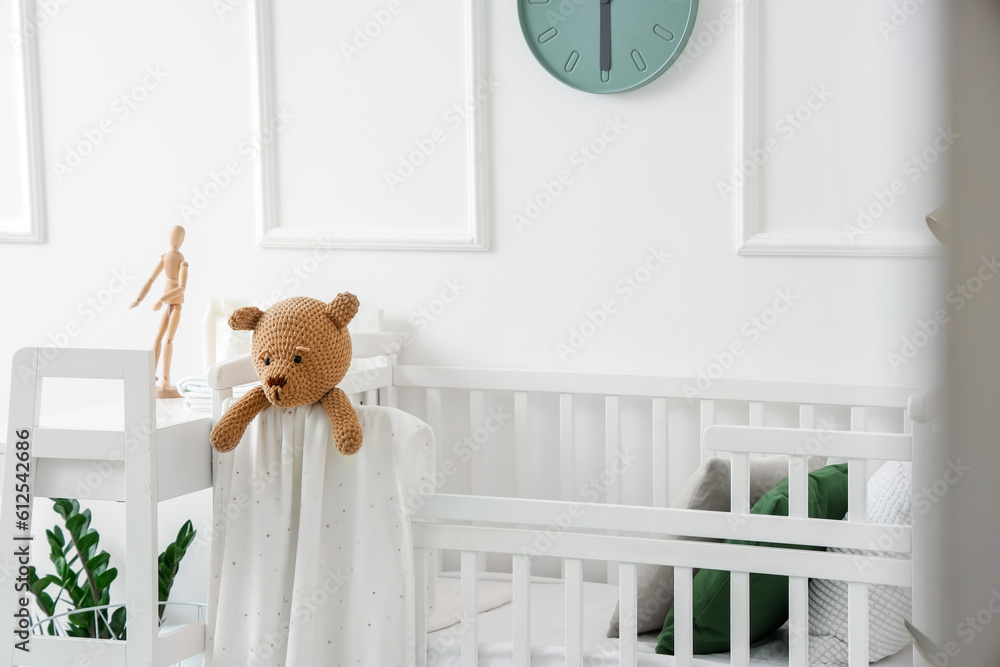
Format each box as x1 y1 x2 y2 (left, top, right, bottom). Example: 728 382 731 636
327 292 359 329
229 307 264 331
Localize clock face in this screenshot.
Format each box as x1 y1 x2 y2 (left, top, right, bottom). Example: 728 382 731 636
518 0 699 94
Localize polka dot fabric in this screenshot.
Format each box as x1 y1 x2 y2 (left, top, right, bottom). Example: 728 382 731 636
808 461 913 664
205 405 436 667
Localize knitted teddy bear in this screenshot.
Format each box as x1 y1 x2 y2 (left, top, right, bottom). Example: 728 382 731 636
210 293 363 455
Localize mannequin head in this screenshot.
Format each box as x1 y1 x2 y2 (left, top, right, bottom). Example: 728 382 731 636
169 225 185 250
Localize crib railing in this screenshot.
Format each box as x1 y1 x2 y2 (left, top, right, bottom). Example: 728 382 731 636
411 431 913 666
396 366 918 667
396 365 914 503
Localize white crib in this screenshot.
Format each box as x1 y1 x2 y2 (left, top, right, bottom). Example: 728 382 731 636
206 337 933 667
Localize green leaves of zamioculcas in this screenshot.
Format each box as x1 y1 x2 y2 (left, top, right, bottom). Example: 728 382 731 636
157 519 196 622
26 499 196 640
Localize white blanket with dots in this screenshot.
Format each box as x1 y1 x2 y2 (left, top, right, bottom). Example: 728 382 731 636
204 404 435 667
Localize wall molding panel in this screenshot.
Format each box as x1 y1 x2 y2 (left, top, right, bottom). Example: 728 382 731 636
734 1 939 258
1 0 47 243
250 0 489 250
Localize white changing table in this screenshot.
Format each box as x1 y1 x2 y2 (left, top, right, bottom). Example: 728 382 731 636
0 348 212 667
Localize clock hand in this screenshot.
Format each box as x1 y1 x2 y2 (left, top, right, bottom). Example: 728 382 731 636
600 0 611 72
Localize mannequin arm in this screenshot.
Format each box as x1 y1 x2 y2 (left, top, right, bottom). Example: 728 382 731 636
210 385 270 452
129 256 164 309
158 261 188 303
320 387 363 455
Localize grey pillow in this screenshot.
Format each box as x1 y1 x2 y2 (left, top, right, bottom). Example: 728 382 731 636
606 454 827 637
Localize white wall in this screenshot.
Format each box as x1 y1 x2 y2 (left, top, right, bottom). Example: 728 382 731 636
0 0 947 619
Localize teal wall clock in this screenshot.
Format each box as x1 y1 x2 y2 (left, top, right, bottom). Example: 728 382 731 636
518 0 699 94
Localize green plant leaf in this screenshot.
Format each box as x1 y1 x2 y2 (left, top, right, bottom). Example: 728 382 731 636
110 606 127 640
68 610 92 629
33 499 197 640
76 532 99 559
36 592 55 617
30 574 59 597
66 513 87 535
85 552 110 575
66 624 91 638
46 527 65 551
52 498 73 519
156 521 197 621
95 568 117 591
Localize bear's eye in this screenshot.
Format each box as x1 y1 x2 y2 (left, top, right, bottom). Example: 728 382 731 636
264 358 270 366
293 355 302 364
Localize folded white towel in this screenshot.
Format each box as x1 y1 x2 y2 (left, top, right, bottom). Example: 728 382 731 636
176 376 257 412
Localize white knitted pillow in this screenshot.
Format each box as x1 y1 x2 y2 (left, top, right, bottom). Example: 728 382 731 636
808 461 913 664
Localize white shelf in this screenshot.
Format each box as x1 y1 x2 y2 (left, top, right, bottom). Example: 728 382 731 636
1 399 212 503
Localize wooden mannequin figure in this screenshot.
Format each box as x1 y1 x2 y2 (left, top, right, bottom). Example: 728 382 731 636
129 225 189 398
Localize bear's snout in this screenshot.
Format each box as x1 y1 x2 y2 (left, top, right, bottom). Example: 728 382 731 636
266 376 287 388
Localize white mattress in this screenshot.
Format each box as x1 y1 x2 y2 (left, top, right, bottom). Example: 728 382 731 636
426 575 914 667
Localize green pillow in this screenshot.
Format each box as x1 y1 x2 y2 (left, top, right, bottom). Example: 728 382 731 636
656 463 849 655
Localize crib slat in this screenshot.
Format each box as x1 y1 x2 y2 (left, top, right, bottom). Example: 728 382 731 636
848 407 869 665
848 461 866 520
789 455 808 519
731 453 750 516
848 447 866 525
470 389 486 495
788 576 809 666
849 581 870 665
748 402 764 462
605 396 621 505
512 554 531 667
799 404 815 429
699 400 715 464
619 562 638 667
381 353 398 407
790 405 814 519
514 392 530 498
560 394 574 501
851 406 867 431
461 551 479 667
674 566 693 667
606 396 622 584
415 548 428 667
652 398 668 506
731 571 750 667
426 388 444 573
564 558 583 667
426 388 443 471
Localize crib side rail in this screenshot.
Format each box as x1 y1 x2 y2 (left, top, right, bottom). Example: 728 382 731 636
411 493 910 554
411 511 911 667
411 418 915 667
393 365 915 407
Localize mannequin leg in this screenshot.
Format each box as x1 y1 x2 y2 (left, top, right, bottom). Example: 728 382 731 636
158 305 182 396
153 308 171 375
